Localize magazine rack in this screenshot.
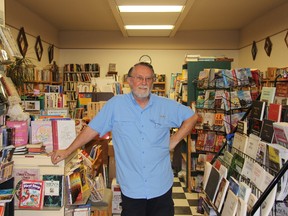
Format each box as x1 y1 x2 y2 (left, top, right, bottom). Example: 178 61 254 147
207 78 288 216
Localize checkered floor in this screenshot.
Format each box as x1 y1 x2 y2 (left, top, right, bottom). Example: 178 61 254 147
173 177 204 216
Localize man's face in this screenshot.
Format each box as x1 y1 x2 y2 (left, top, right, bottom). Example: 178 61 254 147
128 65 154 98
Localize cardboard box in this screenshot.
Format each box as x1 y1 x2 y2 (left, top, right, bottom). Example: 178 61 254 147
111 178 122 214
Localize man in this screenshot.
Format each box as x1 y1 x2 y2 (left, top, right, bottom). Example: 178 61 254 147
50 62 198 216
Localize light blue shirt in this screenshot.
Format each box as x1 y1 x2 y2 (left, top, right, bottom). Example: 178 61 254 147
89 93 194 199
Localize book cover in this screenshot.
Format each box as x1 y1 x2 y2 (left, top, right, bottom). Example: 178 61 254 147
251 163 266 191
203 90 215 109
0 188 15 203
250 100 266 120
237 90 252 108
241 158 254 180
223 151 233 167
247 193 260 216
214 134 225 152
236 120 248 134
228 176 240 196
238 181 252 202
266 144 281 173
275 82 288 97
260 119 275 143
202 112 215 130
224 112 245 134
208 68 216 88
5 120 29 147
221 189 238 216
232 132 249 153
249 118 263 137
214 90 224 109
213 112 225 132
281 105 288 122
31 120 53 152
227 153 244 180
268 103 282 122
13 168 40 207
197 69 210 89
19 180 44 209
195 109 205 129
204 166 222 203
42 174 64 207
195 130 206 151
203 131 216 152
244 134 261 160
255 141 267 164
214 177 229 212
214 69 225 88
52 119 76 150
272 122 288 148
235 68 249 86
202 161 212 190
236 197 248 216
196 90 205 108
260 86 276 105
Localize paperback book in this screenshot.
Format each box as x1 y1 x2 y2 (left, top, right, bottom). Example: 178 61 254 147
19 180 44 209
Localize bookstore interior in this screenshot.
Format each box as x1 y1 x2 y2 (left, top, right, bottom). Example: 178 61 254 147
0 1 287 216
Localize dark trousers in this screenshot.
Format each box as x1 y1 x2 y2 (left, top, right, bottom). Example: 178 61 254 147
120 187 174 216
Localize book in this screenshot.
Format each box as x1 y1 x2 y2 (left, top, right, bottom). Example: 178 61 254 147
244 134 261 160
202 161 212 190
272 122 288 148
260 119 275 143
52 119 76 150
214 69 225 88
251 163 266 191
214 177 229 212
197 69 210 89
232 132 248 153
214 90 224 109
224 112 245 134
247 193 260 216
214 112 225 132
228 176 240 196
221 189 238 216
42 175 64 207
227 153 245 180
261 172 277 216
260 86 276 105
235 68 249 86
202 112 215 130
267 103 282 122
214 134 225 152
5 120 29 147
250 100 266 120
236 120 248 134
204 166 222 203
19 180 44 209
281 105 288 122
31 120 53 153
196 90 205 108
241 158 254 180
249 118 263 137
255 141 267 164
195 129 206 151
237 90 252 108
203 131 216 152
13 168 40 207
236 197 248 216
238 181 252 202
0 188 15 203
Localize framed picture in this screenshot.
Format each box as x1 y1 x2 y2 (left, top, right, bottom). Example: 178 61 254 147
17 27 28 57
264 37 272 57
285 31 288 48
35 35 43 61
251 41 257 60
23 101 40 111
48 44 54 64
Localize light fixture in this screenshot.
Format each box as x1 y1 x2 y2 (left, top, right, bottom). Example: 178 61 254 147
125 25 174 30
118 5 184 13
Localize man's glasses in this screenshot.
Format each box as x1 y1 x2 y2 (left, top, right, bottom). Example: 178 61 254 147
129 76 155 83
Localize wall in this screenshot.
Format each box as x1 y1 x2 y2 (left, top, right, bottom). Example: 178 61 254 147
4 0 288 93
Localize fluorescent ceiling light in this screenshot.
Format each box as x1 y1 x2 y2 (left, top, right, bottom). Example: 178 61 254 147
119 5 183 12
125 25 174 30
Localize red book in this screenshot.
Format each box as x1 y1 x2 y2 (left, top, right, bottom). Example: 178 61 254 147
19 180 44 210
268 103 282 122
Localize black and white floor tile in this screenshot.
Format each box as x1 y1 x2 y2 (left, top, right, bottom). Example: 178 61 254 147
173 177 204 216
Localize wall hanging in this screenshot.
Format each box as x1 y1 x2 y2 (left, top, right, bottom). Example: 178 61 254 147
251 41 257 60
264 37 272 56
48 44 54 64
17 27 28 58
35 36 43 61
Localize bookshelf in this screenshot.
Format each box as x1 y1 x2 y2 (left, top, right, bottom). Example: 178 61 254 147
63 63 100 113
151 82 166 96
182 61 232 190
23 63 62 95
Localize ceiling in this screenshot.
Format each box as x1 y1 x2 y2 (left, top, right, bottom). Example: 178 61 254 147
11 0 288 37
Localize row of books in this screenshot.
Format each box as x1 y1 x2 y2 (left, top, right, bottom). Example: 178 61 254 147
63 72 98 82
197 68 260 89
202 150 277 216
196 89 253 110
13 168 64 209
64 63 100 72
195 131 225 152
196 110 246 134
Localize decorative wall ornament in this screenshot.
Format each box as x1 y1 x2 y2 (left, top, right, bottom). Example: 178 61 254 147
251 41 257 60
264 37 272 56
48 44 54 64
285 31 288 48
17 27 28 58
35 36 43 61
